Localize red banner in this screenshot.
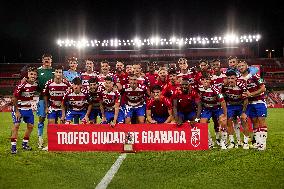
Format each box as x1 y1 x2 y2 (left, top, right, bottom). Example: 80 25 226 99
48 123 208 152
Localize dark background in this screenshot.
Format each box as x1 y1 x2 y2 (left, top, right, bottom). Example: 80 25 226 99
0 0 283 62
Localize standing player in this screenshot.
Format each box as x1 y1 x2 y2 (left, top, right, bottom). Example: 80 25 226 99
210 59 228 146
122 74 148 124
36 54 54 148
146 85 173 123
199 74 228 149
172 79 201 125
98 61 113 86
177 58 196 85
227 56 259 79
61 78 92 124
11 67 38 154
114 61 128 89
162 69 180 99
99 76 124 125
125 64 134 75
81 58 97 88
43 65 71 124
63 56 80 82
223 71 250 149
145 62 158 87
133 63 148 86
238 61 267 150
152 67 168 89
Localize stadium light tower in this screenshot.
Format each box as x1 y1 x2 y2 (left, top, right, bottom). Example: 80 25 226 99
266 49 275 58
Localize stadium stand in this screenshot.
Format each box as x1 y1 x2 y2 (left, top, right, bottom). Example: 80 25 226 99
0 57 284 109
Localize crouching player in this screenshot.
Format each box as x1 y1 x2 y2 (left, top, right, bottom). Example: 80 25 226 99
122 74 148 124
11 67 38 154
238 61 268 150
223 71 250 149
146 85 173 123
88 77 102 123
100 76 124 125
173 78 201 125
61 78 92 124
199 74 228 149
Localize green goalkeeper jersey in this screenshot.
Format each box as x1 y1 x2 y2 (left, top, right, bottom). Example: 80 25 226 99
37 66 54 99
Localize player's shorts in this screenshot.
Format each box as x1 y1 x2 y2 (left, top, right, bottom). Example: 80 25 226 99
12 109 34 124
227 104 247 119
102 110 125 124
152 115 168 123
48 110 62 120
66 110 87 122
247 103 267 118
36 100 46 118
177 111 196 122
125 104 146 118
201 107 224 120
89 108 102 121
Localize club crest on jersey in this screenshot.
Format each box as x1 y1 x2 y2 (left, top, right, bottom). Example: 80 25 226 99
191 127 200 147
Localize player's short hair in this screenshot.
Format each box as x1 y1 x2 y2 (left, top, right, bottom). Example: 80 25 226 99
199 59 208 65
68 56 78 62
238 60 247 65
200 72 211 79
101 60 109 65
105 76 114 82
72 77 82 85
88 77 98 84
228 56 238 61
53 65 64 70
42 53 52 59
27 67 37 73
168 69 177 75
178 57 187 64
85 58 94 62
210 59 221 63
151 85 162 92
226 70 237 77
158 67 167 73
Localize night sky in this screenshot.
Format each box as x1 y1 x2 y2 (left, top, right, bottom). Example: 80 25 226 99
1 0 283 62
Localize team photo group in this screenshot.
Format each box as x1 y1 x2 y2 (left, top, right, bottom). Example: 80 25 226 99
10 54 268 154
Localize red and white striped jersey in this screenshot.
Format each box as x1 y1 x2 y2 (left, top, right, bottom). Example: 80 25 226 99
13 81 38 110
211 72 227 90
63 89 90 111
239 74 265 103
88 85 104 109
81 72 97 88
222 80 247 105
122 84 148 107
198 85 224 108
100 90 121 111
177 69 195 85
43 79 71 111
97 72 115 86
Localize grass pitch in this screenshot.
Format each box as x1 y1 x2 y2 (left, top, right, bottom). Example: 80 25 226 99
0 109 283 189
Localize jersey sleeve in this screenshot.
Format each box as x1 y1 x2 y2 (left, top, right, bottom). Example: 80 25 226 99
212 86 224 102
146 99 153 110
13 82 25 98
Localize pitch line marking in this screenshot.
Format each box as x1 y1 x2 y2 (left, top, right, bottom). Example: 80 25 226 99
95 153 127 189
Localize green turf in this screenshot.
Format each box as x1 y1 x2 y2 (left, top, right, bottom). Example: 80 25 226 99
0 109 284 189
